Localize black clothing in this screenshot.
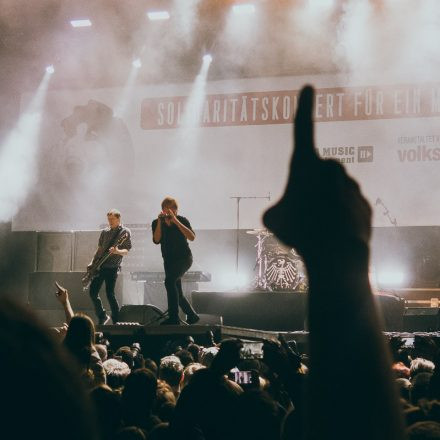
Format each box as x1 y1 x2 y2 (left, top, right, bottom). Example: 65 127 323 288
90 267 119 323
89 224 131 323
164 256 196 323
98 225 132 268
152 216 192 262
152 216 198 324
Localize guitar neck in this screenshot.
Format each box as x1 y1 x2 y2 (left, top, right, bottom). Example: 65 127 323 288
96 251 113 269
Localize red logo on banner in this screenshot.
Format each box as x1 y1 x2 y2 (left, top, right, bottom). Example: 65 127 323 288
141 84 440 130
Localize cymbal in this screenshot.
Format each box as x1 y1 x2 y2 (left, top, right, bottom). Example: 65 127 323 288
246 228 272 236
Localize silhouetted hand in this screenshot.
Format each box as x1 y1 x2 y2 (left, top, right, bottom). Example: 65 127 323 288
263 339 290 374
54 281 68 304
263 86 371 262
210 339 243 376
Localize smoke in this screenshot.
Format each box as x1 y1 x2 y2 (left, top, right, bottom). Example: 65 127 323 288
0 71 51 222
335 0 440 85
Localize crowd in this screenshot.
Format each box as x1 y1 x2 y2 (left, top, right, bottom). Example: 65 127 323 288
3 85 440 439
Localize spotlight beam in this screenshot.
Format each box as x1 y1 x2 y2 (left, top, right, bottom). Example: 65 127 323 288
0 71 52 222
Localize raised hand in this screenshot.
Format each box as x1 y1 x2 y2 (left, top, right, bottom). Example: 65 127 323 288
166 208 177 223
55 281 69 304
263 86 371 262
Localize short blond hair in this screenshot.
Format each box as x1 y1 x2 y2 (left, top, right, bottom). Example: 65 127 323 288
161 197 178 210
107 208 121 218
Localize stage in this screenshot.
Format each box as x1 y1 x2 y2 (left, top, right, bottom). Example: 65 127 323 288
90 321 440 361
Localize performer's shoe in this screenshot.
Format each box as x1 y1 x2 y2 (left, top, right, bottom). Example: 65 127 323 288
99 314 110 325
186 314 200 325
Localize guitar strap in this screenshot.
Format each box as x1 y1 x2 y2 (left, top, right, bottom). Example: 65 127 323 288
106 226 123 252
99 225 123 257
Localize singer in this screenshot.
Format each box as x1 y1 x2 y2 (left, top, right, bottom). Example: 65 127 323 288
151 197 200 325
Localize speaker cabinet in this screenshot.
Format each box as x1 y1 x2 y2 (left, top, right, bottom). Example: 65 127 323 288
28 272 140 310
119 304 165 325
403 308 440 332
73 231 100 271
143 281 198 312
374 293 405 332
192 291 307 331
37 232 73 272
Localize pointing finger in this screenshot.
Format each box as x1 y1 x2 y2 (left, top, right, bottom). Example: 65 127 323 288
293 85 319 170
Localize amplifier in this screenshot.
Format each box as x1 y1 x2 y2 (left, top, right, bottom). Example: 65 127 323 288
131 270 211 283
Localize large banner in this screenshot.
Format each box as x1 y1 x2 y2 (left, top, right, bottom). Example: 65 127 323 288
13 74 440 231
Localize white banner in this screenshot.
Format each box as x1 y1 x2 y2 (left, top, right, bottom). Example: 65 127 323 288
13 74 440 231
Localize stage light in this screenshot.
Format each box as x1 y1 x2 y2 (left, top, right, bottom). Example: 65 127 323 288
232 3 256 15
147 11 170 21
376 269 407 288
70 19 92 28
203 54 213 64
45 65 55 74
132 58 142 68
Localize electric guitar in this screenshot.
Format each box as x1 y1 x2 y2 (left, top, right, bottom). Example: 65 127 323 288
81 231 129 291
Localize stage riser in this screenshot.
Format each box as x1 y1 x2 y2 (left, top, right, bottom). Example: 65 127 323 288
191 291 405 332
403 308 440 332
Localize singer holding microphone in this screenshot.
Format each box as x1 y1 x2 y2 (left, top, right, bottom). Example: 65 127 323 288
152 197 200 325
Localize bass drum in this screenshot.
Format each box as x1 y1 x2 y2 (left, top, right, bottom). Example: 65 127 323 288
265 253 300 291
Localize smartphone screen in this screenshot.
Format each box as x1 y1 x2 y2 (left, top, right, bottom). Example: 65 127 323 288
233 370 254 384
240 341 264 359
402 337 414 347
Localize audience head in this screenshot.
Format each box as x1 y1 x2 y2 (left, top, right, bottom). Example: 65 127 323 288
175 349 194 367
103 358 131 390
200 346 219 367
406 421 440 440
144 358 158 376
187 343 201 363
393 361 411 379
115 346 135 369
411 358 435 378
159 355 184 389
95 343 108 362
182 363 206 388
122 368 158 420
63 314 96 365
411 372 434 405
396 377 412 401
90 385 123 439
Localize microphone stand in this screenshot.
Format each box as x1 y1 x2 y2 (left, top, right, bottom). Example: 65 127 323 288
229 193 271 279
375 198 397 226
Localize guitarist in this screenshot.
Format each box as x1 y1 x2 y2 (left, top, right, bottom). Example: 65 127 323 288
88 209 132 325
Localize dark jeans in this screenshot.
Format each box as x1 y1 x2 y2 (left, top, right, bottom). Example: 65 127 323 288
89 267 120 323
164 256 198 323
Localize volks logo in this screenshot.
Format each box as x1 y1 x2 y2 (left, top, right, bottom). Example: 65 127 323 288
397 145 440 162
319 146 374 164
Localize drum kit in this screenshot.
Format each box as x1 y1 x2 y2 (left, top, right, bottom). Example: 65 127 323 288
246 228 308 292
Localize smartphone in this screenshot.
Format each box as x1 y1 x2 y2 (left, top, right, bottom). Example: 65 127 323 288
240 341 264 359
230 370 259 386
402 337 414 348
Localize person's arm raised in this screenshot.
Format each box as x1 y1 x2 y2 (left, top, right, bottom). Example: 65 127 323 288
152 215 163 244
168 210 195 241
55 281 74 324
264 86 405 440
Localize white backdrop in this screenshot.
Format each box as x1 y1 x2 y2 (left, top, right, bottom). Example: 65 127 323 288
13 74 440 231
